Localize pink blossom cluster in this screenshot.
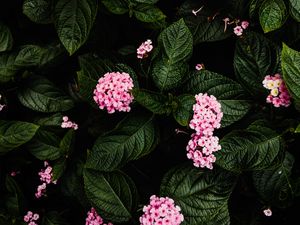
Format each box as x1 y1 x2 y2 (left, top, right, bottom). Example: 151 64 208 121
187 93 223 169
93 72 134 113
139 195 184 225
86 207 113 225
24 211 39 225
233 21 249 36
61 116 78 130
195 64 204 71
0 94 5 111
35 161 57 198
262 74 291 107
137 39 153 59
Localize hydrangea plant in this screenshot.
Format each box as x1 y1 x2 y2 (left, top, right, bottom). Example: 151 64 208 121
0 0 300 225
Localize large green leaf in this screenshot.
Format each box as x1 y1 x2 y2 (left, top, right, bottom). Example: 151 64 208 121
86 114 157 171
252 152 295 208
132 89 172 115
134 4 166 23
0 22 13 52
185 70 251 127
5 176 24 216
0 120 39 154
23 0 53 24
216 123 284 172
160 164 237 225
234 32 281 95
18 76 74 112
259 0 287 33
172 94 194 127
281 43 300 101
83 169 138 223
34 113 63 127
102 0 128 15
289 0 300 22
54 0 98 55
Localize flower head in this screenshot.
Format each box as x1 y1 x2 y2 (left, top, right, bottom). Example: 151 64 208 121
139 195 184 225
35 162 57 199
24 211 39 225
61 116 78 130
93 72 134 113
263 208 272 217
86 207 113 225
137 40 153 59
195 64 204 71
241 21 249 29
233 26 243 36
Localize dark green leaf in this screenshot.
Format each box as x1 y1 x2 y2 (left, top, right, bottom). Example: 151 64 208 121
234 32 281 95
173 94 194 126
133 0 159 3
83 169 138 223
52 158 67 181
5 176 24 215
86 114 157 171
281 43 300 101
34 113 63 127
259 0 287 33
18 76 74 112
59 129 75 156
54 0 98 55
249 0 263 18
23 0 53 24
132 89 172 114
0 120 39 154
43 211 69 225
289 0 300 22
216 123 284 172
134 4 166 23
160 164 237 225
102 0 128 15
0 22 13 52
252 152 294 207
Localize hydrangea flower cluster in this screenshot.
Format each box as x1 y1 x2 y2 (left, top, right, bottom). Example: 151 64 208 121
187 93 223 169
86 207 113 225
195 63 204 71
61 116 78 130
139 195 184 225
262 74 291 107
24 211 39 225
137 39 153 59
35 161 57 198
0 94 5 111
223 18 249 36
93 72 134 113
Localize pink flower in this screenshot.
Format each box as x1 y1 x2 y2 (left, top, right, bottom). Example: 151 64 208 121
233 26 243 36
241 21 249 29
195 64 204 71
93 72 134 114
263 208 272 216
24 211 39 225
137 40 153 59
140 195 184 225
35 162 57 199
61 116 78 130
86 207 113 225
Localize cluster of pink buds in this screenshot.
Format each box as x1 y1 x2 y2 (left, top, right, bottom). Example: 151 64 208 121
263 74 291 107
24 211 39 225
139 195 184 225
86 207 113 225
223 18 249 36
0 94 5 111
35 161 57 198
187 93 223 169
93 72 134 114
61 116 78 130
195 63 204 71
137 39 153 59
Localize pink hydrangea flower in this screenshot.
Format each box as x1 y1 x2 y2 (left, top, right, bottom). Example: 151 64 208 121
24 211 39 225
241 21 249 29
137 40 153 59
35 162 57 199
263 208 272 217
61 116 78 130
93 72 134 114
86 207 113 225
0 94 5 111
262 74 291 107
233 26 243 36
139 195 184 225
195 64 204 71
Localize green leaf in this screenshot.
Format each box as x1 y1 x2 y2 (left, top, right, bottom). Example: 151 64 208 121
83 169 138 223
5 176 24 216
86 114 157 171
173 94 194 127
0 22 13 52
29 130 61 160
54 0 98 55
249 0 263 18
132 89 172 114
23 0 53 24
289 0 300 22
42 211 69 225
185 70 251 127
259 0 287 33
134 4 166 23
0 120 39 154
234 31 281 95
52 158 67 181
161 19 193 63
252 152 294 208
160 164 237 225
133 0 159 3
102 0 128 15
216 123 284 172
152 57 189 91
34 113 63 127
18 76 74 112
59 129 75 156
281 43 300 101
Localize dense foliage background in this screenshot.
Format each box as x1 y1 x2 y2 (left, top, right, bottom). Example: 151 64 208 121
1 0 300 224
